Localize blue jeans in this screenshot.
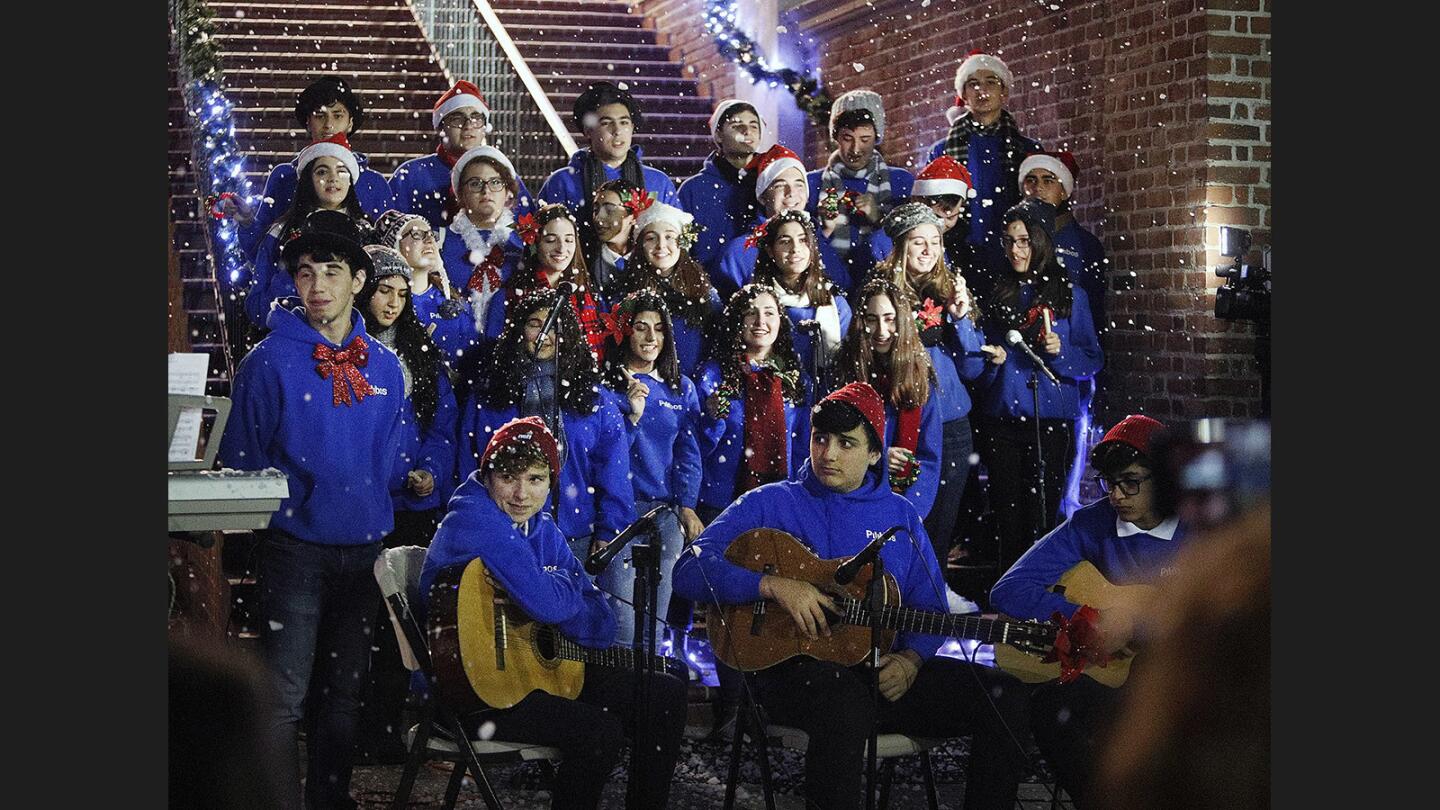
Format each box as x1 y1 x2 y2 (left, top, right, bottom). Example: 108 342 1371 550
256 531 382 810
923 416 975 563
599 499 685 648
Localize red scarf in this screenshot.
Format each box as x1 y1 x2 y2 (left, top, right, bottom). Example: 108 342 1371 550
437 145 462 221
876 373 921 492
313 336 375 406
737 359 788 495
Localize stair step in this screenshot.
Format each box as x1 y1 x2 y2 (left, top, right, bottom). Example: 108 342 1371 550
213 33 432 54
491 0 636 11
211 18 422 36
511 40 672 62
221 51 436 73
530 60 688 80
208 2 414 22
548 91 712 116
493 8 641 29
501 24 655 46
238 131 435 157
227 106 432 130
220 68 448 91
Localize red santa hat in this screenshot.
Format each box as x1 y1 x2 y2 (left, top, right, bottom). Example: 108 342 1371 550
450 146 518 197
1097 415 1167 458
954 51 1014 97
295 133 360 181
432 80 492 130
709 98 767 142
480 416 561 491
912 155 973 200
1017 151 1079 197
633 200 694 236
821 382 888 448
746 144 807 202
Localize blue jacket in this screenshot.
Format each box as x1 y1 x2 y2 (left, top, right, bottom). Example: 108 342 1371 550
238 151 395 259
990 499 1189 621
672 461 948 661
458 389 636 544
777 294 851 469
615 371 703 509
537 148 680 213
677 152 760 278
924 312 989 424
977 285 1103 420
411 285 482 371
421 475 616 648
1053 216 1107 337
925 129 1041 249
438 223 524 293
694 359 801 511
218 302 405 544
393 362 460 513
805 167 911 293
243 226 289 328
389 152 537 229
883 391 943 519
667 292 721 380
713 214 849 301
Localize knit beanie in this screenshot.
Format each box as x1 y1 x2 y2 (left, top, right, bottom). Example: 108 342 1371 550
480 416 561 491
829 88 886 142
1003 197 1058 241
1097 415 1167 458
709 98 766 142
882 201 945 241
375 210 432 251
362 245 413 282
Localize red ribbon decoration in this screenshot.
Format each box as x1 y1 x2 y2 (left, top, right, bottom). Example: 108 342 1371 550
743 219 770 249
597 305 633 346
313 336 376 407
622 188 655 217
1041 604 1111 684
515 212 539 245
466 245 506 293
208 192 239 220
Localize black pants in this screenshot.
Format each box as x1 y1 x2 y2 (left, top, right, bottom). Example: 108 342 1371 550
1027 677 1124 809
468 665 687 810
975 416 1075 574
923 416 975 563
694 503 747 726
754 656 1030 810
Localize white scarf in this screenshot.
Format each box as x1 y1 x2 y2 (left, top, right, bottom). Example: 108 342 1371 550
444 209 514 331
775 287 842 368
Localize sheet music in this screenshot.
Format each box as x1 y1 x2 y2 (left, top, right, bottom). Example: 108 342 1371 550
168 353 210 462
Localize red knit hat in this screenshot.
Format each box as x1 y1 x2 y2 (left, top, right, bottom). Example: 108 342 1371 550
433 80 491 129
821 382 887 447
746 144 806 202
912 155 973 200
479 416 560 490
1097 414 1167 457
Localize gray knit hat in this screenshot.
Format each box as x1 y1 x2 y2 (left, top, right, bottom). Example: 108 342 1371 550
829 88 886 142
374 209 432 251
363 244 413 282
882 201 945 240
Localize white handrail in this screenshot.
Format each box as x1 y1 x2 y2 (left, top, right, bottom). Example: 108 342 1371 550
470 0 578 156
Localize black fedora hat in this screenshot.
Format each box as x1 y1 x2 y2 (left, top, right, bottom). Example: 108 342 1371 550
281 210 374 275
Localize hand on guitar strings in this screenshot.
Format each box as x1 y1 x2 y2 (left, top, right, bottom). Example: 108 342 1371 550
759 575 838 640
876 650 922 702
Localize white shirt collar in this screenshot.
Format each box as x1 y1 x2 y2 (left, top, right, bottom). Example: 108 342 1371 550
1115 515 1179 540
638 368 665 383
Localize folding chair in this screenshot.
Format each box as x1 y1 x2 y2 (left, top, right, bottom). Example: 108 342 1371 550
374 546 561 810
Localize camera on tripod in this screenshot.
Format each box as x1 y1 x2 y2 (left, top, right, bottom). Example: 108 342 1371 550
1214 226 1270 323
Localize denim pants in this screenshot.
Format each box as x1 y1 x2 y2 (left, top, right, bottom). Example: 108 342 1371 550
256 530 382 810
598 499 685 648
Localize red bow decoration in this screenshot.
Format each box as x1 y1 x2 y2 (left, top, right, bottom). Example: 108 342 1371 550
313 336 376 406
515 212 539 245
743 219 770 249
597 305 633 346
622 188 655 217
207 192 239 220
1041 605 1111 684
1020 304 1055 335
916 297 945 331
466 245 506 294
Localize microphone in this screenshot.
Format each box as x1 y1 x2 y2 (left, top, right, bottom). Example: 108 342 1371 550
794 318 821 335
585 504 671 575
1004 329 1061 385
536 282 578 342
833 525 905 585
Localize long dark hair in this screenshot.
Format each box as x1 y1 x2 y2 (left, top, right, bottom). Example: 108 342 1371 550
751 210 836 306
277 158 367 239
988 212 1073 329
484 287 602 413
622 229 716 325
509 204 596 294
356 274 442 429
600 291 683 395
835 278 933 410
707 283 803 402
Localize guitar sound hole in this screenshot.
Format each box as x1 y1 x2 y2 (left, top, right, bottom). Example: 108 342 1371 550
534 629 558 662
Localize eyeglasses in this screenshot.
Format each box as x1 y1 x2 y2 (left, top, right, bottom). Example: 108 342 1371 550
443 112 488 129
400 229 437 244
963 77 1005 93
462 177 508 193
1095 474 1151 496
1001 235 1032 249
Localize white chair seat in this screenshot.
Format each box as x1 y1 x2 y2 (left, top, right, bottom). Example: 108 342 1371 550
404 725 563 761
763 725 944 758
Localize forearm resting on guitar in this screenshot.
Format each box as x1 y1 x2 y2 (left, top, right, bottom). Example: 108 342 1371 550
759 575 837 640
1095 606 1138 655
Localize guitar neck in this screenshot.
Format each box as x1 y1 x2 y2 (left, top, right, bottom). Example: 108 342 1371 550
549 631 672 672
835 596 1037 646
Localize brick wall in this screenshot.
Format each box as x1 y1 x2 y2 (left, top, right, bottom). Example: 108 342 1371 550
635 0 741 104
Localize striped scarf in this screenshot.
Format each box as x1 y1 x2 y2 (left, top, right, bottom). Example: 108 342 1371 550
820 150 892 257
943 109 1028 190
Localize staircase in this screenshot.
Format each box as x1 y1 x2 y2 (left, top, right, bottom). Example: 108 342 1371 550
489 0 716 181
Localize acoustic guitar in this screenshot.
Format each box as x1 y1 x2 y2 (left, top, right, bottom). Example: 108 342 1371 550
705 528 1055 671
992 560 1155 688
428 559 687 712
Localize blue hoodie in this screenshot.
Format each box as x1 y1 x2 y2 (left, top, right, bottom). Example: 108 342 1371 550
389 152 537 229
977 285 1103 420
883 391 943 519
238 151 395 259
990 498 1188 622
458 389 636 544
1053 217 1107 336
694 359 801 511
219 302 405 544
672 461 948 661
392 362 460 513
677 152 760 278
410 285 481 371
712 214 850 301
614 371 703 508
420 474 616 648
537 148 680 213
925 312 990 424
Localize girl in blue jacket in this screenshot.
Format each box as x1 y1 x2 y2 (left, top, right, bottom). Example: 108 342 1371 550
460 287 635 559
598 291 704 647
375 210 478 372
977 198 1103 573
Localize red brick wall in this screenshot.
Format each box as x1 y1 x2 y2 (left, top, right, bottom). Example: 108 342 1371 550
636 0 741 103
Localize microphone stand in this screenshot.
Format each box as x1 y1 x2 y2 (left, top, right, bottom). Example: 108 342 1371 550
623 523 663 810
1028 369 1047 561
862 553 886 810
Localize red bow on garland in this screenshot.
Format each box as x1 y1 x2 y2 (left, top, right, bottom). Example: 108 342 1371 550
916 297 945 331
743 219 770 249
313 336 375 406
207 192 239 220
515 212 540 245
597 305 633 346
622 188 655 217
1041 604 1111 684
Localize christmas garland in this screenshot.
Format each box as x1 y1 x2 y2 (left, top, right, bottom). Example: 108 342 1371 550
703 0 834 129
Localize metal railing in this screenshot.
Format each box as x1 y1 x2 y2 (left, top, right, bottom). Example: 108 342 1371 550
407 0 577 193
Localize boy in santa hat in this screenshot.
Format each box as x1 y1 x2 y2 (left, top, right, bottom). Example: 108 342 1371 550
678 99 765 278
232 76 396 259
807 88 913 294
1019 150 1106 334
389 80 536 228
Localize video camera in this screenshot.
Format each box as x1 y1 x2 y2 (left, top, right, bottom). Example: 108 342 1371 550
1151 418 1270 532
1214 226 1270 323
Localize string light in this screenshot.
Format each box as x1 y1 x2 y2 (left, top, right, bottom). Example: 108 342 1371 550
703 0 834 129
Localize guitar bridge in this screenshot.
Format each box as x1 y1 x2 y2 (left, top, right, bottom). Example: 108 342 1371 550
751 563 775 635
